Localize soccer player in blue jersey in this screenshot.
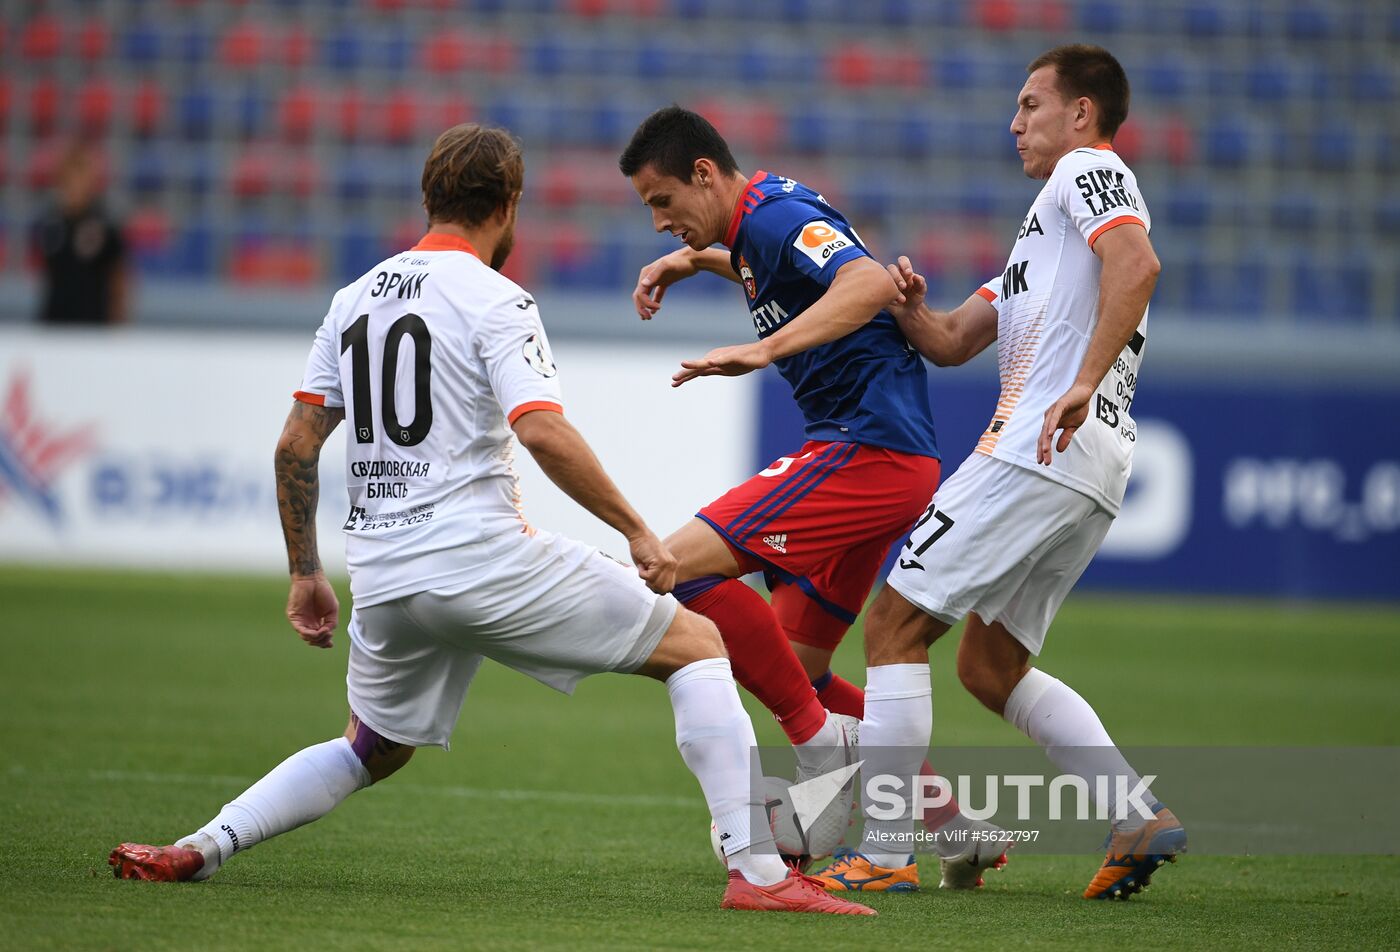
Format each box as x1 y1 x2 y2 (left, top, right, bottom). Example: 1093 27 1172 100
619 107 1005 884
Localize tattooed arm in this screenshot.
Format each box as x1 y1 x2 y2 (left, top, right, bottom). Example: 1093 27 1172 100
274 400 345 648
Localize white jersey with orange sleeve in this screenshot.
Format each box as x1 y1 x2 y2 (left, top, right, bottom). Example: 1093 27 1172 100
971 145 1151 515
294 233 563 607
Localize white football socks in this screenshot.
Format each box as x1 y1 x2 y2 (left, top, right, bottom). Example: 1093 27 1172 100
857 664 932 869
667 658 786 887
180 736 370 879
1003 668 1157 833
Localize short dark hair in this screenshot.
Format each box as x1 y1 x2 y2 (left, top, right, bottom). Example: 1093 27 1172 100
421 123 524 227
1027 44 1131 139
618 105 740 182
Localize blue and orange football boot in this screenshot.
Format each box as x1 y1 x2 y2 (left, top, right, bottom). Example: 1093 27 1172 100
812 848 920 893
109 843 205 882
1083 805 1187 900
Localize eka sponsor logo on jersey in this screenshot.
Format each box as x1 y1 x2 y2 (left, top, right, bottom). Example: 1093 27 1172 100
792 221 852 269
0 368 96 525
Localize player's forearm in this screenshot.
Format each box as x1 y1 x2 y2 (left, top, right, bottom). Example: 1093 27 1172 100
274 402 343 578
1074 256 1159 392
758 261 893 362
519 416 649 540
275 431 325 578
686 247 741 283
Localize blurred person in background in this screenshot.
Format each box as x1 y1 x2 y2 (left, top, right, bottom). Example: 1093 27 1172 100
31 141 128 326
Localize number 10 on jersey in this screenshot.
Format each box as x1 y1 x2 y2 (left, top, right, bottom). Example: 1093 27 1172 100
341 313 435 446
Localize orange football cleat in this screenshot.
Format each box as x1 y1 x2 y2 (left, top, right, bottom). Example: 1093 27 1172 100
811 849 920 892
108 843 206 882
721 868 877 915
1083 806 1187 900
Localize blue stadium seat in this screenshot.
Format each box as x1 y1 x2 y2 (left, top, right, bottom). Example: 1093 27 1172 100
527 34 565 77
1164 184 1210 230
121 23 162 63
935 50 979 90
335 157 376 202
175 25 211 65
129 148 168 196
1142 56 1188 101
1286 4 1333 41
172 219 215 277
1269 193 1317 232
1079 0 1125 34
184 152 215 197
957 179 999 220
233 87 267 138
1247 63 1291 102
1181 3 1225 38
176 86 215 141
875 0 916 26
787 107 830 154
1204 118 1251 168
322 29 365 71
897 116 934 158
376 29 412 72
1349 63 1395 104
1375 196 1400 233
1309 121 1354 172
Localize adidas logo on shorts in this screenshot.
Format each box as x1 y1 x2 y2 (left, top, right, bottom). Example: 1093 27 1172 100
763 533 788 554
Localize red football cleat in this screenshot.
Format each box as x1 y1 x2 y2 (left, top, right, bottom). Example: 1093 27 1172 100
721 868 877 915
108 843 205 882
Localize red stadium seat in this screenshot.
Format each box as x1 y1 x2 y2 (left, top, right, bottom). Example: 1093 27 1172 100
1032 0 1068 31
78 80 116 135
383 90 419 143
282 154 320 200
483 36 518 75
540 161 581 209
1113 119 1142 164
219 22 265 68
126 206 171 256
77 18 111 61
281 26 312 68
973 0 1016 32
131 81 165 137
277 87 317 142
424 32 470 73
336 90 367 141
26 142 61 189
28 80 61 135
1162 115 1196 167
567 0 609 17
20 15 62 61
0 79 10 134
830 43 876 88
231 150 273 198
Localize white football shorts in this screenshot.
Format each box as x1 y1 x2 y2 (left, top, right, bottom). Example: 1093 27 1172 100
885 452 1114 655
345 527 677 749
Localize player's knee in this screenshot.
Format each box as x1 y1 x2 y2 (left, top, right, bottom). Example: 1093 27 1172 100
345 715 416 785
636 607 727 680
864 586 940 665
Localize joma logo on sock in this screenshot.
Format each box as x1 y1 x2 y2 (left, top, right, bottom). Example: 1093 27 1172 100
220 823 240 852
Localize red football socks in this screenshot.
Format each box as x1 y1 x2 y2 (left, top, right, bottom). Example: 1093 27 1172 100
677 578 828 746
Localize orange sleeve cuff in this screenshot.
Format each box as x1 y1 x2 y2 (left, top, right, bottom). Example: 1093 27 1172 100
507 401 563 425
293 390 327 406
1087 215 1145 249
975 286 997 303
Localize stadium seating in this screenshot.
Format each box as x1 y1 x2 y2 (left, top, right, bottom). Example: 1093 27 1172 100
1 0 1395 316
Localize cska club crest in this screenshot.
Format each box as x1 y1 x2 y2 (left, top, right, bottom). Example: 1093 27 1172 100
738 255 756 300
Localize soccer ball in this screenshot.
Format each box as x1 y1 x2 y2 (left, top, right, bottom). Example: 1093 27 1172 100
709 776 816 872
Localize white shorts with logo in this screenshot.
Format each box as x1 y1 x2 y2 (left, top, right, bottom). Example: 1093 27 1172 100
346 527 677 749
886 453 1114 655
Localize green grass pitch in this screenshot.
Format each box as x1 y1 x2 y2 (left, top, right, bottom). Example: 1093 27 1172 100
1 565 1397 950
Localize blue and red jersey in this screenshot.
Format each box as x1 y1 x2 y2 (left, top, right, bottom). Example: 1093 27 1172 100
724 171 939 460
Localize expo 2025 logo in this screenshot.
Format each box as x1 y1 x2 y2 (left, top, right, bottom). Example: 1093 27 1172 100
0 368 96 525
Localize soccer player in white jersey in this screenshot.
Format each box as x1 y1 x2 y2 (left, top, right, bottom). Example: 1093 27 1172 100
817 45 1185 900
107 124 873 916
